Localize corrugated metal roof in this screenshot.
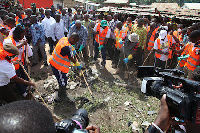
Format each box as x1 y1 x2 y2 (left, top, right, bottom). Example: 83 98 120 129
182 3 200 10
151 3 180 10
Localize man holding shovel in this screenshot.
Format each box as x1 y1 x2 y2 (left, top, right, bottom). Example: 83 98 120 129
93 20 111 69
49 33 82 101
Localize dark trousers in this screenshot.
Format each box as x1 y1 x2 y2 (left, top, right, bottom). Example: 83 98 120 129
51 65 68 87
94 41 106 65
155 57 166 70
168 54 178 69
112 47 120 65
16 66 28 94
106 38 115 60
47 37 55 54
136 47 144 67
0 83 17 103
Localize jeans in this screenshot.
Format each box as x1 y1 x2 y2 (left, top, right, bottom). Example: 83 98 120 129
94 41 106 65
51 65 68 87
32 44 47 64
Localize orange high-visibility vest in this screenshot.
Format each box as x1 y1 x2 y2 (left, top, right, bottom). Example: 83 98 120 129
0 41 8 60
6 36 24 70
114 27 128 49
15 15 26 25
185 45 200 71
172 30 181 55
179 43 193 67
123 22 133 28
147 27 159 50
95 23 109 45
0 24 10 37
49 37 71 73
155 35 173 59
147 26 150 33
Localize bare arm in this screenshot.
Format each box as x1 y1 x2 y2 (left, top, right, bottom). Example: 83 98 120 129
11 76 35 87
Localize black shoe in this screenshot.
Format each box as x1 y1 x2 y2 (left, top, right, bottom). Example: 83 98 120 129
31 63 37 67
44 62 48 66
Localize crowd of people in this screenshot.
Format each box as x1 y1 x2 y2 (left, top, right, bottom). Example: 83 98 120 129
0 1 199 102
0 1 200 132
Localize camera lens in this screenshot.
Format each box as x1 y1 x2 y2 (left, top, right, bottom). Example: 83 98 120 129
71 109 89 130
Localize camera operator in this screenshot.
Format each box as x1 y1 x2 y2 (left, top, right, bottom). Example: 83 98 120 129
145 94 171 133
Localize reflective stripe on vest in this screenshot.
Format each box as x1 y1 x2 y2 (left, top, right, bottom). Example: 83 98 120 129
179 43 193 67
49 37 71 73
95 23 109 45
186 46 200 71
155 35 173 59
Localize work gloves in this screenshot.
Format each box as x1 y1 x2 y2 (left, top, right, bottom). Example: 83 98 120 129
177 54 189 61
78 45 84 52
98 45 104 51
123 54 133 64
74 62 82 70
119 40 124 45
71 45 76 56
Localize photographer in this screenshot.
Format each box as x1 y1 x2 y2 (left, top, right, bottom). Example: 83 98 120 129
0 100 100 133
0 95 171 133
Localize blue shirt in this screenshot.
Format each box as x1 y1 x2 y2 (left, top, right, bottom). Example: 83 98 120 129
68 24 88 49
30 23 46 45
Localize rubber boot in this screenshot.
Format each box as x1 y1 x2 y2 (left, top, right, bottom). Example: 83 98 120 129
58 86 67 100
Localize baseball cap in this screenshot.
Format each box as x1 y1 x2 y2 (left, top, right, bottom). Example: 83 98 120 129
100 20 108 27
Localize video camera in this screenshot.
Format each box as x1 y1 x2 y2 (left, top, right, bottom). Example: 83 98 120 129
55 109 89 133
137 66 200 124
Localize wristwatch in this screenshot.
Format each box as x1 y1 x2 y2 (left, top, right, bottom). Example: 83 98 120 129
147 125 161 133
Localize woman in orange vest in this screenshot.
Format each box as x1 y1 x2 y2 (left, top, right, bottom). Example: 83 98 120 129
93 20 111 69
49 33 82 100
3 26 29 97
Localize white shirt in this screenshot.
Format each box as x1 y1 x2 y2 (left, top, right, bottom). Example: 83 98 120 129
42 17 56 37
8 27 15 36
51 20 68 42
154 36 176 61
3 38 33 60
0 60 16 86
93 23 111 38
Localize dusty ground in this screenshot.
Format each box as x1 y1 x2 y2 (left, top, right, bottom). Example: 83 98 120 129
29 44 160 133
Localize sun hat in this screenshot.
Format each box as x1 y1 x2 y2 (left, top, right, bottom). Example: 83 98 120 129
128 33 139 42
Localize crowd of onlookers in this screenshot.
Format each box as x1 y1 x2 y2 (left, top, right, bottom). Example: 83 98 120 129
0 1 199 99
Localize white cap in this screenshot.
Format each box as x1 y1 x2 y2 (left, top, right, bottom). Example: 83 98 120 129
158 30 167 40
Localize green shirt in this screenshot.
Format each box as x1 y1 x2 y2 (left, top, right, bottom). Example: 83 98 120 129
131 26 147 49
